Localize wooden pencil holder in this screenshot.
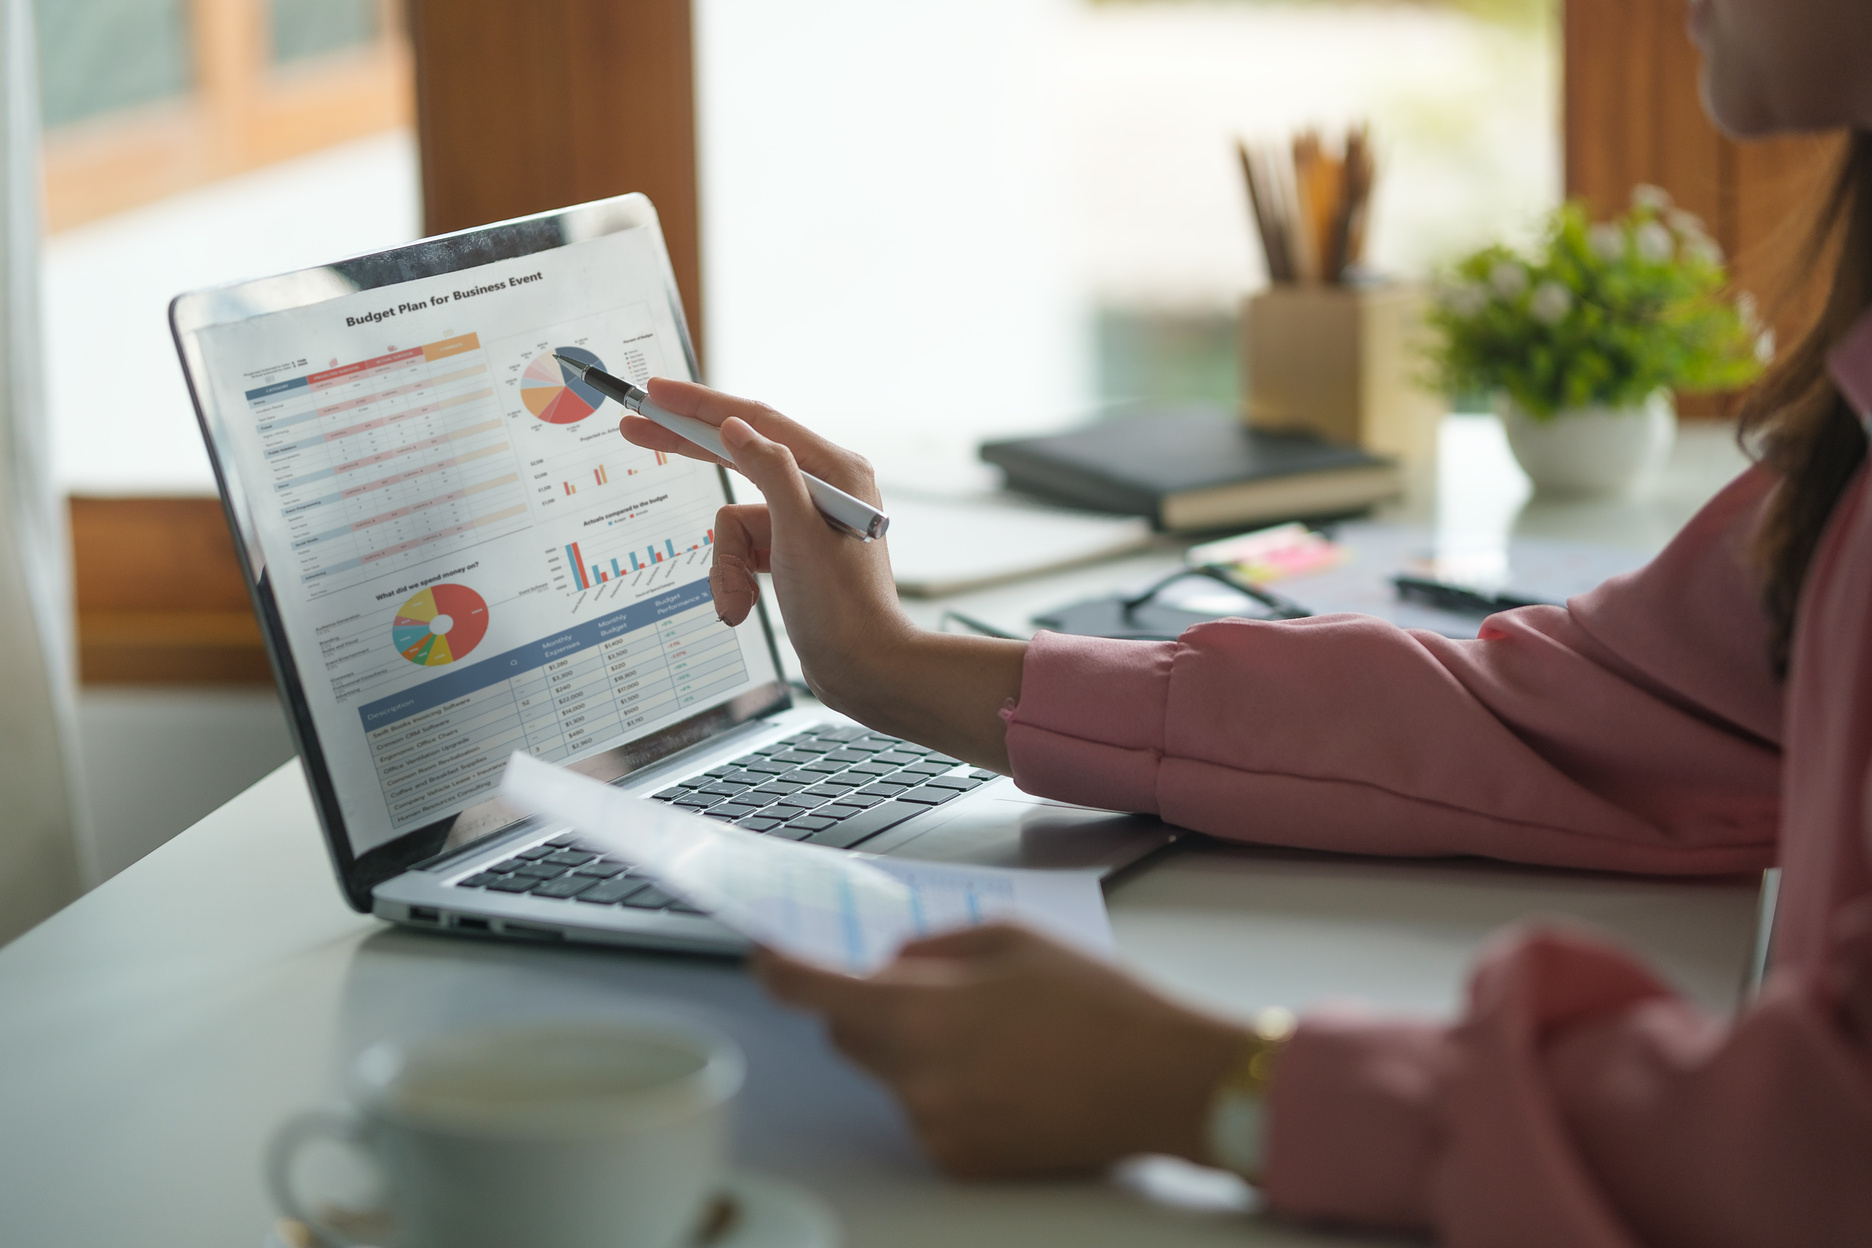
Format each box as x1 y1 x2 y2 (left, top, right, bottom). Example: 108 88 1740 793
1241 283 1442 467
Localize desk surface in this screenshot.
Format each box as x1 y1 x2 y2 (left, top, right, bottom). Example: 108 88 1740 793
0 422 1761 1247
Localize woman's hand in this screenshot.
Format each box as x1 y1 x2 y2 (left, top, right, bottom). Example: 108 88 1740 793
621 380 1026 769
755 923 1248 1178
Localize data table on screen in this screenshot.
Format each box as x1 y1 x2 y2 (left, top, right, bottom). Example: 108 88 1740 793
359 578 747 830
247 333 529 597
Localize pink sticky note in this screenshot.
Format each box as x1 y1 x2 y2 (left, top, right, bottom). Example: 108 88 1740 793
1827 311 1872 420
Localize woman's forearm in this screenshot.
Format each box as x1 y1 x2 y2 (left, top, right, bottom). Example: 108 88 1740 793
812 630 1027 773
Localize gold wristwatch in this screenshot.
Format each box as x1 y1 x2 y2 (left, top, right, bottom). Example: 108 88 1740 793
1206 1006 1296 1180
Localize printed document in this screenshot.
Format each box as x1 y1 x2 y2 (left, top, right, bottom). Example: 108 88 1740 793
501 753 1115 974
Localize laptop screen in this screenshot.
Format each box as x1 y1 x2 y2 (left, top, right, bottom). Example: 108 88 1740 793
180 210 784 864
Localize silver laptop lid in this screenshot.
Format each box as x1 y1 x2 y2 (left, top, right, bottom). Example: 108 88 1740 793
170 194 789 910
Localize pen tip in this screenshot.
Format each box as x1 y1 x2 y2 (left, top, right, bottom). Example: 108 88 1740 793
551 351 585 374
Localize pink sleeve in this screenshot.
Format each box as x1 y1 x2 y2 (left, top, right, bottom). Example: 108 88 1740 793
1001 461 1872 1243
1001 467 1784 876
1262 919 1872 1246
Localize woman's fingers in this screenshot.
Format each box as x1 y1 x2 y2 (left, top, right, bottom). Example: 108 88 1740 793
895 922 1030 962
719 418 820 531
619 413 727 467
648 379 878 500
709 503 771 626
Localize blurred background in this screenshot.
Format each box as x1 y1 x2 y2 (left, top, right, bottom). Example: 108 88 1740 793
29 0 1829 902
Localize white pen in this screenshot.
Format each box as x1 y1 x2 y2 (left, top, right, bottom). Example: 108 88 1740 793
552 353 890 541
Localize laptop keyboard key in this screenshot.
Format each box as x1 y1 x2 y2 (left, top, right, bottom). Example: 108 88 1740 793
544 850 597 867
513 862 568 880
827 792 883 808
804 801 925 849
516 845 556 861
856 782 912 798
923 774 984 791
457 872 504 888
849 761 897 776
737 816 785 832
784 815 837 833
533 875 599 899
742 758 789 775
705 803 764 821
896 785 963 806
575 861 628 878
766 824 816 841
484 875 537 893
652 786 688 801
969 769 999 781
578 876 648 905
622 885 676 910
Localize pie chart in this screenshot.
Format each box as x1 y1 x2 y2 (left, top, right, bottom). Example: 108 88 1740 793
392 584 490 667
520 346 607 425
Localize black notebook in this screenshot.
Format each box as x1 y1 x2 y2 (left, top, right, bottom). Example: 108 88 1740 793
979 408 1402 533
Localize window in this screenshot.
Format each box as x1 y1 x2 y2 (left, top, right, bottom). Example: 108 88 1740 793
35 0 193 127
270 0 380 64
37 0 411 233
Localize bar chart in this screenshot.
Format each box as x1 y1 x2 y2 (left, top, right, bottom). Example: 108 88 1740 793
563 529 715 590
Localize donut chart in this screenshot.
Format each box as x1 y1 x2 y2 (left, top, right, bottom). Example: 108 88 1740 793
392 584 489 667
520 346 607 425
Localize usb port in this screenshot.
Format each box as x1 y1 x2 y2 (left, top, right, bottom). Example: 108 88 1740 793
455 916 491 931
408 906 440 923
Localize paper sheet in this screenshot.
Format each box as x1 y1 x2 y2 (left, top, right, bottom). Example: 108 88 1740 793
500 753 1113 973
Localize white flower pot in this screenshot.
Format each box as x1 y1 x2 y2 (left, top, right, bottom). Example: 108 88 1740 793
1494 392 1676 496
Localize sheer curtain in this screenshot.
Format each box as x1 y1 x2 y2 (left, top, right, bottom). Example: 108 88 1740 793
0 0 85 943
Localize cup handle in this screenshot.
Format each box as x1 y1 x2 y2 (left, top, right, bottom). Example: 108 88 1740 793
266 1109 394 1247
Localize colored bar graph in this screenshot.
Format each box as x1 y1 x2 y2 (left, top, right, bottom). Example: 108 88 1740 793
654 451 668 466
594 465 608 485
566 542 590 590
665 539 677 558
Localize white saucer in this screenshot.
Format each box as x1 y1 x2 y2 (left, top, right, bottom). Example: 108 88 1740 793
265 1169 840 1248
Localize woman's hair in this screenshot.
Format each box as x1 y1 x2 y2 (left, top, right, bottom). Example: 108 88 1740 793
1740 129 1872 675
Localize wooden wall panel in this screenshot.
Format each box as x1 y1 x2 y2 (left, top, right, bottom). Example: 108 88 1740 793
70 498 271 685
1565 0 1845 415
408 0 704 364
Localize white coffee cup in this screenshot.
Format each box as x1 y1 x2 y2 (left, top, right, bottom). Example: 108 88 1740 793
268 1021 745 1248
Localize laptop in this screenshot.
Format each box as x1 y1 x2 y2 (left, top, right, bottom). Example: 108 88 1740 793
170 193 1177 954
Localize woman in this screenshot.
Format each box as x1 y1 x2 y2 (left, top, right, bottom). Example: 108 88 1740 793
624 1 1872 1241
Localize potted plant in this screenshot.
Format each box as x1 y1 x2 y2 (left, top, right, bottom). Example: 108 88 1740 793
1426 187 1766 495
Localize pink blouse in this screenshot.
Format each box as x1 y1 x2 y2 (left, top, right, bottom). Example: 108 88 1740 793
1001 336 1872 1244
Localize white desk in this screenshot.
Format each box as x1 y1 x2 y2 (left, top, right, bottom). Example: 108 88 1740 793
0 421 1762 1248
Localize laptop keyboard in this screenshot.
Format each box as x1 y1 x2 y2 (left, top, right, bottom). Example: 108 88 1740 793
450 725 999 912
